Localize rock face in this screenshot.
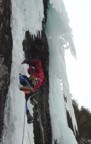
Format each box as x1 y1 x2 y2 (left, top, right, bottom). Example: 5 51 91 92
78 138 91 144
0 0 12 141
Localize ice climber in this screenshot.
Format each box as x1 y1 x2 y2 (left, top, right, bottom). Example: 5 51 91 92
27 59 46 92
19 59 46 123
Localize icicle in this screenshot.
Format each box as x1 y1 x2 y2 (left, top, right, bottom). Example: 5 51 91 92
46 3 78 144
37 31 39 38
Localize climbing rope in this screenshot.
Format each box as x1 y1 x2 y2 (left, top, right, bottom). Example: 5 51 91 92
21 89 39 144
27 129 32 144
22 101 26 144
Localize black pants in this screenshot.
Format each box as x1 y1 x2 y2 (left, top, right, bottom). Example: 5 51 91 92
25 94 30 102
25 94 30 114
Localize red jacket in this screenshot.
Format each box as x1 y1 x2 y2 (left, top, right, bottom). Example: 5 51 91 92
28 59 46 92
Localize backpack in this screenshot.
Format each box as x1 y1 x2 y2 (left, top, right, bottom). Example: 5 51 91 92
19 74 29 86
19 74 31 86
